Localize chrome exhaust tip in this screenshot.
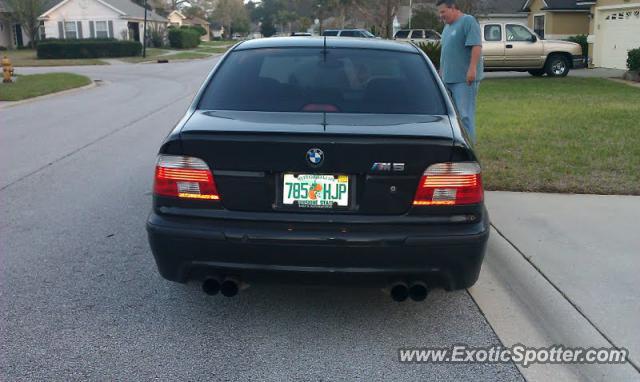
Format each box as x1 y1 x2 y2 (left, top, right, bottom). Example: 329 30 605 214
390 282 409 302
202 278 221 296
408 281 429 302
220 277 240 298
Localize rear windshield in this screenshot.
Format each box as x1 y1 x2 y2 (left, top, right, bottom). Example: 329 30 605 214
395 30 410 38
198 48 446 115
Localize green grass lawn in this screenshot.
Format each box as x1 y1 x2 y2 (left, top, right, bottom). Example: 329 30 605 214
200 40 235 47
118 48 170 63
476 77 640 195
3 49 108 67
195 46 230 54
163 52 211 61
0 73 91 101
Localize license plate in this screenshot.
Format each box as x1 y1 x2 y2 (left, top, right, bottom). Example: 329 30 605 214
283 174 349 208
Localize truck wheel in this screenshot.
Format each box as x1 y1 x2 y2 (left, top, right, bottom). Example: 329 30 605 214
545 54 570 77
528 69 545 77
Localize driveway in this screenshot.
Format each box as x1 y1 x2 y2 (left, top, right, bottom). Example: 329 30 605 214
0 58 523 381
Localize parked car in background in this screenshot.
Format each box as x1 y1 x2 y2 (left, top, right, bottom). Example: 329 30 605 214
322 29 376 38
481 22 584 77
291 32 312 37
394 29 441 44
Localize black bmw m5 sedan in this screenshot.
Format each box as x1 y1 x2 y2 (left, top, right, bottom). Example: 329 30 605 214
146 37 489 302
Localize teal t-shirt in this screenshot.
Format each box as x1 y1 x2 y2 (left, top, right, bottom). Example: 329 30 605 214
440 14 484 84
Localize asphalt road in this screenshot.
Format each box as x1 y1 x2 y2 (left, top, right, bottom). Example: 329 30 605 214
1 57 523 381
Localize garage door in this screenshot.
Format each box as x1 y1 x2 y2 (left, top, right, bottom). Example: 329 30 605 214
597 6 640 69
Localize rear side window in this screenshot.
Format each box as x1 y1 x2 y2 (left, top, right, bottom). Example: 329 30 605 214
198 48 446 115
322 31 338 36
340 30 358 37
410 30 424 39
395 30 410 38
484 25 502 41
426 30 440 39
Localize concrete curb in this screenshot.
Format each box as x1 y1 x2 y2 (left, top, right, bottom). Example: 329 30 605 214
607 78 640 89
0 80 97 110
469 228 639 382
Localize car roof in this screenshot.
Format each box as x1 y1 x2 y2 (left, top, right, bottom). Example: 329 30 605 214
234 37 417 53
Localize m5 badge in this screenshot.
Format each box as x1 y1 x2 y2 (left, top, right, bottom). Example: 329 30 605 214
371 163 405 172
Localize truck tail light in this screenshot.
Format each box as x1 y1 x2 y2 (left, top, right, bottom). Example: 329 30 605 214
413 162 483 206
153 155 220 200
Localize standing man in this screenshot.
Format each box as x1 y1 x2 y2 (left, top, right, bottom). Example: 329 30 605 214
437 0 483 144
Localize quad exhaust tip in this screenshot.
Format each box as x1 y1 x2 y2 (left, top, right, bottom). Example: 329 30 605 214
390 282 409 302
202 278 221 296
220 277 240 298
203 276 242 298
408 281 429 302
390 281 429 302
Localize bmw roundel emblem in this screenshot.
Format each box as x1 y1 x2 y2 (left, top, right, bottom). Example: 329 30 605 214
306 148 324 167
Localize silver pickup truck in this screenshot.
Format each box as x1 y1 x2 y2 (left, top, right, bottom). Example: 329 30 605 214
481 22 584 77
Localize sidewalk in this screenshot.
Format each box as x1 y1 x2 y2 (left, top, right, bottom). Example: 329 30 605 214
470 191 640 381
484 68 626 79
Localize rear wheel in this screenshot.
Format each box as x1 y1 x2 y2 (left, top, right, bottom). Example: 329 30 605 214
528 69 545 77
545 54 570 77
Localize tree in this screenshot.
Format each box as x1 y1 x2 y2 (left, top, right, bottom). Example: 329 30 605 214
167 0 192 10
298 16 313 33
5 0 49 47
212 0 248 38
456 0 481 15
352 0 401 38
260 20 277 37
183 5 206 18
407 7 443 33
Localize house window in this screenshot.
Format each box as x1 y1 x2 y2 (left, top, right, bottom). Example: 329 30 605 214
64 21 77 39
96 21 109 38
533 15 544 39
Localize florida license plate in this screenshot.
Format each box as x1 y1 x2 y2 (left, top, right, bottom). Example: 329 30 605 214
283 174 349 208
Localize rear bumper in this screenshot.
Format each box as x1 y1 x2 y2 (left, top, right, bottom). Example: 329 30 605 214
146 210 490 290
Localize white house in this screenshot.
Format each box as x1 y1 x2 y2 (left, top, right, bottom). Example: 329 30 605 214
0 0 42 49
38 0 167 43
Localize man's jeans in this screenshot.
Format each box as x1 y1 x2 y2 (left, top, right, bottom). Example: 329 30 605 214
446 81 480 144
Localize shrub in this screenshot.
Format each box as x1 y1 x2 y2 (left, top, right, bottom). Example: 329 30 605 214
181 25 207 36
168 28 200 49
261 20 276 38
628 48 640 71
567 34 588 59
417 41 441 70
36 39 142 58
151 30 164 48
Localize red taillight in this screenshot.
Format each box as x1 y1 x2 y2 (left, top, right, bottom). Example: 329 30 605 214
153 155 220 200
413 162 483 206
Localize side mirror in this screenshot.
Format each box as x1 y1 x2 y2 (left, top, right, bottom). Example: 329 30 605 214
530 35 538 43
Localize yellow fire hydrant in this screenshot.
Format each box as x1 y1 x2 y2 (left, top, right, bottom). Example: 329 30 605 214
2 55 14 83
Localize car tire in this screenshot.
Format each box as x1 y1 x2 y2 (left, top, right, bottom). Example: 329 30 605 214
528 69 545 77
545 54 570 77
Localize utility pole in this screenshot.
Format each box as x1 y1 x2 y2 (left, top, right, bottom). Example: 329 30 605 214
143 0 148 58
409 0 413 29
